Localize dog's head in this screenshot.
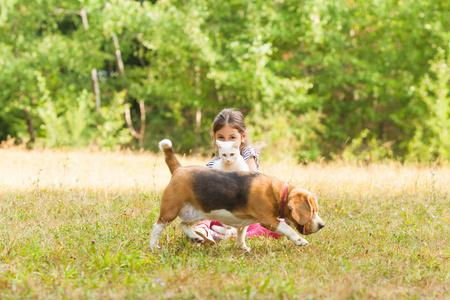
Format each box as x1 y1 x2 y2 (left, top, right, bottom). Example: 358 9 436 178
285 188 324 235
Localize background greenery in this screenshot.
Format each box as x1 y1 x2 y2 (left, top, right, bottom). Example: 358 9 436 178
1 0 449 162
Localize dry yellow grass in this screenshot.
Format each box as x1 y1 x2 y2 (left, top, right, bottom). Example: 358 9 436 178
0 148 185 190
0 148 449 299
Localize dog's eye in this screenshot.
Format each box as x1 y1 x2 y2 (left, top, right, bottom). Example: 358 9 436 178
230 154 234 156
223 154 227 157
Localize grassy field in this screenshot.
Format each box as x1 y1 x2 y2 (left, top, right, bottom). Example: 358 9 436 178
0 148 449 299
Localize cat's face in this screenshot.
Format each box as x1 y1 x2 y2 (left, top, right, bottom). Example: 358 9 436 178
216 140 240 165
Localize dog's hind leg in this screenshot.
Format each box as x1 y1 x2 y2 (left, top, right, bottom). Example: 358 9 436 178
150 213 180 249
178 204 206 243
150 221 169 249
179 222 204 243
150 187 185 249
236 226 250 252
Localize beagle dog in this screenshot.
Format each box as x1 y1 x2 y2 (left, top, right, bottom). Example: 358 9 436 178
150 139 325 251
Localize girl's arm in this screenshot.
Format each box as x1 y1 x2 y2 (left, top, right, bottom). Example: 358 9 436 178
246 157 258 171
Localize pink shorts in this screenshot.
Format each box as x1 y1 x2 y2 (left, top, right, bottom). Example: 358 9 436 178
197 220 283 239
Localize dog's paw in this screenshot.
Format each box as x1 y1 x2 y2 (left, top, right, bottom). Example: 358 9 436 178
295 237 309 247
242 245 251 252
237 244 251 252
149 243 161 250
190 237 204 244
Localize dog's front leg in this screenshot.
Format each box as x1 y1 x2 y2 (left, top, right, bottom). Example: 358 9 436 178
236 226 250 252
260 219 309 247
275 222 309 246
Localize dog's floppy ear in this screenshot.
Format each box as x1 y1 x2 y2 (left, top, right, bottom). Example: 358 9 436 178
287 191 313 225
216 140 222 149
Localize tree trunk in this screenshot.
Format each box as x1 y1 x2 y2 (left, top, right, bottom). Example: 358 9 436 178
112 33 125 75
138 100 146 149
194 66 202 154
91 68 101 111
195 107 202 154
79 9 89 30
22 109 35 147
124 100 146 149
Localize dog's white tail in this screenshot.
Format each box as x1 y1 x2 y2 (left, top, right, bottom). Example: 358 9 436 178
159 139 172 151
159 139 182 175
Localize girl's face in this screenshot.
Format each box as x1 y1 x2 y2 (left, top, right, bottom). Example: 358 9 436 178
215 124 246 146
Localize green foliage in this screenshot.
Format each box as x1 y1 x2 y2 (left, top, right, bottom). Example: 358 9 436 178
340 129 394 163
36 83 131 148
0 0 449 161
407 48 450 162
95 91 133 148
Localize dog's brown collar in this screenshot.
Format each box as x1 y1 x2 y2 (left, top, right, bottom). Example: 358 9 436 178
279 182 289 218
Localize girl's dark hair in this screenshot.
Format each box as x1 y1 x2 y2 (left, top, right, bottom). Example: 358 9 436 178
211 108 248 154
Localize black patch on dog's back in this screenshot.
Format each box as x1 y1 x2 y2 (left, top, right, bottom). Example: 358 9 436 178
191 170 261 212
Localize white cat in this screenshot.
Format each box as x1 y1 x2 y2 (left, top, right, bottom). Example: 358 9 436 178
212 140 249 172
211 140 249 242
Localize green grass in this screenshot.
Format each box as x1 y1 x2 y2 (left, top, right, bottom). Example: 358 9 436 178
0 149 449 299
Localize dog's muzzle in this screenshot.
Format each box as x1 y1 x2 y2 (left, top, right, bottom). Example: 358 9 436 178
297 223 325 235
297 224 307 235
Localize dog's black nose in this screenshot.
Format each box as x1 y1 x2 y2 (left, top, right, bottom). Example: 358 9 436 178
319 223 325 229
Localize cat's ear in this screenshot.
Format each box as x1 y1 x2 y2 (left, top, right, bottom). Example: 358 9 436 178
233 141 240 149
216 140 222 149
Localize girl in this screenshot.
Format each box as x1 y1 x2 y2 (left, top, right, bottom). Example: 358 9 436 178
194 108 282 243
